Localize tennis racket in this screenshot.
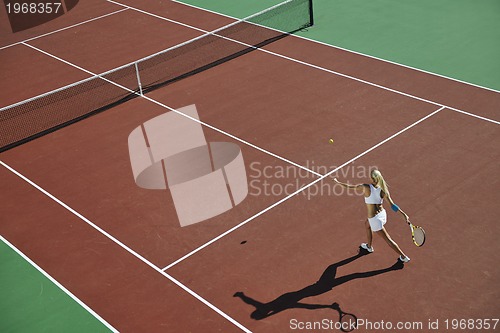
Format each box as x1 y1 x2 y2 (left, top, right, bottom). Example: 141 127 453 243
332 303 358 332
408 221 426 247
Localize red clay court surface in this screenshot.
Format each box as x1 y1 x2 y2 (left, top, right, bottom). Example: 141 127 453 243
1 1 499 332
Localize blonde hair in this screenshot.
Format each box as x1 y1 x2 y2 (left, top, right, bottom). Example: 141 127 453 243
371 169 390 198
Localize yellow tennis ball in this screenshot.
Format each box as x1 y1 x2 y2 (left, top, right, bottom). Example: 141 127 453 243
329 138 334 144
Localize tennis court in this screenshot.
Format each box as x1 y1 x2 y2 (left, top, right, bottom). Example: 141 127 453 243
1 1 499 332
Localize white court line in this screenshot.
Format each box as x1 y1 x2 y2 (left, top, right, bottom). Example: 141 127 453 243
0 161 252 333
20 42 322 177
171 0 500 95
0 8 129 51
143 96 322 176
162 106 445 270
106 0 207 34
105 0 499 125
448 108 500 125
0 235 119 333
23 43 99 76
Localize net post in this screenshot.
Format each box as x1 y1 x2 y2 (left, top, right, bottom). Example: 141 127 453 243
134 62 143 96
308 0 314 27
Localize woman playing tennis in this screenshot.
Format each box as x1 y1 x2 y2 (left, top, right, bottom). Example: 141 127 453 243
333 169 411 263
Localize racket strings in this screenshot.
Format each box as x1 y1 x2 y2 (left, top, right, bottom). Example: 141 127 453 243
413 227 426 246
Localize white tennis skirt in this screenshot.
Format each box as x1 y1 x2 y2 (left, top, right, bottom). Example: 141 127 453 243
368 209 387 232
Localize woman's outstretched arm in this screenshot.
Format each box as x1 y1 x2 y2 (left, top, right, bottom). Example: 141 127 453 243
332 178 364 189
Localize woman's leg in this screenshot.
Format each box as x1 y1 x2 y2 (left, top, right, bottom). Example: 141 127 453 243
377 227 407 258
365 220 373 248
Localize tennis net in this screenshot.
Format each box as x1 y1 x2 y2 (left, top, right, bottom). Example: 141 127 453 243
0 0 313 152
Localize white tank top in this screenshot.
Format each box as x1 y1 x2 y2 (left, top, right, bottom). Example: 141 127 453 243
364 184 383 204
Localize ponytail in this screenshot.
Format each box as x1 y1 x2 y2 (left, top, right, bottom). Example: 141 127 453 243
371 169 390 198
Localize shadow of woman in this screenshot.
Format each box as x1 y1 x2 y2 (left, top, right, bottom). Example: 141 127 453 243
233 248 403 320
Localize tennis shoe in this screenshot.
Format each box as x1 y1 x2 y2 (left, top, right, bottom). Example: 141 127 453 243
399 255 411 263
360 243 374 253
